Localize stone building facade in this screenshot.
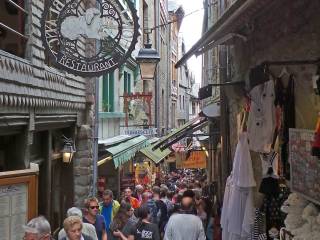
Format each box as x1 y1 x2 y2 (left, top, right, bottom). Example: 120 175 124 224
0 0 95 231
176 40 192 126
168 1 185 128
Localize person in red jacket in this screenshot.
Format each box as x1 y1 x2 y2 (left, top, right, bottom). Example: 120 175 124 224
123 187 140 209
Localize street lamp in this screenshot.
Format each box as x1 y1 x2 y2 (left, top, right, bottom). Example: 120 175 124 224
135 34 160 81
135 31 160 135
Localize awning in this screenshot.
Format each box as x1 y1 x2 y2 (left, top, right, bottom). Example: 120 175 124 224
106 135 149 168
98 135 132 146
153 116 209 151
140 145 172 164
201 103 220 118
193 130 209 141
155 116 202 147
148 137 160 144
175 0 274 68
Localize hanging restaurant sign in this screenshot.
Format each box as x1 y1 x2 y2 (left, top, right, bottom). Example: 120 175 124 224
41 0 139 76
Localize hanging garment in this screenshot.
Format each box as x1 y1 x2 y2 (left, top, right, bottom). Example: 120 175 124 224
222 181 255 240
247 80 276 153
249 65 269 90
221 133 256 240
276 76 295 179
260 151 278 176
232 132 256 188
259 175 280 197
259 176 289 239
260 196 283 239
259 151 280 197
248 209 266 240
221 176 233 240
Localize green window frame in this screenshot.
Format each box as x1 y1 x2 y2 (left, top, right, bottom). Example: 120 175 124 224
102 71 114 112
124 71 131 94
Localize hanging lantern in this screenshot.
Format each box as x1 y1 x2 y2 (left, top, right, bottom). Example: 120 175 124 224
61 138 76 163
135 40 160 81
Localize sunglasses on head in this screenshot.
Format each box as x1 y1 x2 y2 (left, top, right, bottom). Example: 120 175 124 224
90 205 99 209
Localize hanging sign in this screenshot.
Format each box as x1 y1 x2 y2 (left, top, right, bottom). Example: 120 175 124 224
124 128 157 136
176 151 207 169
41 0 139 76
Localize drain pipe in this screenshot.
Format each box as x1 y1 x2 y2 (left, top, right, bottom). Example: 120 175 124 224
154 0 160 136
92 77 99 197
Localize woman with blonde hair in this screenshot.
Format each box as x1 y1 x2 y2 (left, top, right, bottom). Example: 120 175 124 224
61 215 94 240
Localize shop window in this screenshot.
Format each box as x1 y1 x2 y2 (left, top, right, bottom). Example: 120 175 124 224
172 102 176 128
102 72 115 112
124 71 131 94
143 1 148 44
192 102 196 115
143 80 148 93
162 89 165 125
0 0 28 58
172 79 176 87
0 133 25 171
183 95 185 110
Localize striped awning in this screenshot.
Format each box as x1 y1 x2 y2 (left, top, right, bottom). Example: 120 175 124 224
106 135 149 168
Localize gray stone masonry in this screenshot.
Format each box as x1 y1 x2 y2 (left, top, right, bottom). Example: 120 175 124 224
74 125 94 207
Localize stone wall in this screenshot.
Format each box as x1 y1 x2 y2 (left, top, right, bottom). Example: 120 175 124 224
74 125 94 206
72 0 98 206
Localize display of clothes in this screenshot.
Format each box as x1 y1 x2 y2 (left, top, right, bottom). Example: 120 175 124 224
247 80 276 153
221 132 256 240
221 64 297 240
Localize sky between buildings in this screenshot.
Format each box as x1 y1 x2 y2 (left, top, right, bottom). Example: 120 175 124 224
178 0 204 84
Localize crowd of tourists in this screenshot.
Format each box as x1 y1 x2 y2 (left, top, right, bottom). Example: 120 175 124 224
23 169 215 240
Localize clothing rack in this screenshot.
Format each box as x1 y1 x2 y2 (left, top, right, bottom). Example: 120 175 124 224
263 59 320 66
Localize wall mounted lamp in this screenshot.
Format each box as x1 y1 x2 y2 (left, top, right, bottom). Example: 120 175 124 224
61 135 76 163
